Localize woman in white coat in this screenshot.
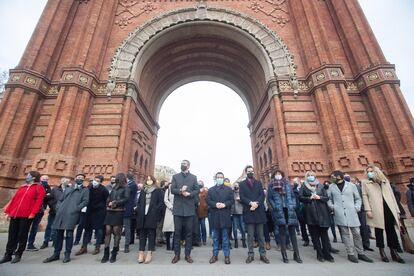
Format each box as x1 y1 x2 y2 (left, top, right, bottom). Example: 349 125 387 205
362 165 404 263
163 182 175 251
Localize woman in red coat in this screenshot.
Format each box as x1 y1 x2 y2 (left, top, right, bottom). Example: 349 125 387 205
0 171 45 264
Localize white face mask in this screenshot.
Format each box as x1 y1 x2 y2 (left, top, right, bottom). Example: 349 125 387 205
275 175 282 180
92 180 100 188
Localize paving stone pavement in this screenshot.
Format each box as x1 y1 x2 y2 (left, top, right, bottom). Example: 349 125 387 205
0 231 413 276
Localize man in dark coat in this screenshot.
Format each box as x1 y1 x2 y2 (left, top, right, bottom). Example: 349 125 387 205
207 172 234 264
43 174 89 263
123 173 137 253
75 175 109 256
170 160 200 264
239 165 269 264
40 177 69 249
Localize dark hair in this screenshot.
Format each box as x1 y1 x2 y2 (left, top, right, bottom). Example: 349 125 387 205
224 178 230 182
29 171 41 182
410 178 414 184
115 173 127 187
271 169 285 179
146 175 157 183
323 180 330 185
331 170 344 179
75 173 86 178
126 172 135 181
182 159 190 165
215 172 224 178
110 175 116 179
95 175 104 183
244 165 253 173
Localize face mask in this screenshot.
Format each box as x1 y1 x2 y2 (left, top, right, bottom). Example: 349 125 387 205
293 183 299 189
111 180 116 184
247 173 254 179
367 172 375 179
75 179 83 186
146 180 153 185
25 175 33 184
92 180 100 188
307 175 316 182
234 186 239 190
181 165 188 172
275 175 282 180
330 178 337 184
216 179 224 185
41 180 48 186
344 176 351 182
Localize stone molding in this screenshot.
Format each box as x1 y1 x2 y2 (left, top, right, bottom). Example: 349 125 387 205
109 6 298 91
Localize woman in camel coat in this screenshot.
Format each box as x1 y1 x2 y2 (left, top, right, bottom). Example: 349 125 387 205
362 164 404 263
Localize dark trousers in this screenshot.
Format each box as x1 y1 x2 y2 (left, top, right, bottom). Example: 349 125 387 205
329 213 337 240
375 201 400 249
246 223 266 257
358 211 371 248
296 210 309 243
5 217 33 257
54 229 74 257
130 217 137 244
280 225 299 253
43 213 56 243
139 228 156 251
74 213 86 243
82 227 103 247
192 214 200 244
173 216 193 256
308 225 332 259
28 211 44 246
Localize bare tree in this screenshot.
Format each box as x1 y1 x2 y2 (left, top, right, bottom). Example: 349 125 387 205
0 70 9 102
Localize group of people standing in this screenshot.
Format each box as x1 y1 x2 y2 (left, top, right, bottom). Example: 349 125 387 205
0 160 413 265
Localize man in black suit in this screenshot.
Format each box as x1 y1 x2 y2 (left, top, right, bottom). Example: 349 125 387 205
170 160 200 264
239 165 270 264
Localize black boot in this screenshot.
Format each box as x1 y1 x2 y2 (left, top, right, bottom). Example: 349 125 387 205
294 252 303 263
101 247 110 263
62 253 71 263
242 239 247 248
281 250 289 263
234 239 238 248
0 254 12 264
110 247 118 263
390 248 405 264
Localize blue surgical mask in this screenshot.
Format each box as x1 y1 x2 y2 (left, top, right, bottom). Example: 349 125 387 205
307 175 316 182
216 179 224 186
367 172 375 179
25 175 33 184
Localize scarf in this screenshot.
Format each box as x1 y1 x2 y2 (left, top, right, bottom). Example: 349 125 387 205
270 179 285 195
304 178 320 193
144 184 155 215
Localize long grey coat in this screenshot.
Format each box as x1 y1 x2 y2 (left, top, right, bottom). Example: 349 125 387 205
52 186 89 230
328 181 361 227
171 172 199 217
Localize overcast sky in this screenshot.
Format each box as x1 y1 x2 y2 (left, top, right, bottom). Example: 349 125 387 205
0 1 413 186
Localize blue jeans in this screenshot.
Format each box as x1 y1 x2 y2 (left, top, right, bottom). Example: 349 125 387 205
28 210 44 246
54 229 74 257
232 214 246 241
199 218 207 243
44 213 56 243
212 228 230 257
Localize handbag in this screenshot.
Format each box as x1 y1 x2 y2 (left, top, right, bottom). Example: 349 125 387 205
400 223 414 254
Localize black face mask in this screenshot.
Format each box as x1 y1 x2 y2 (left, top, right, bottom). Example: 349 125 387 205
234 187 239 190
181 165 188 172
247 173 254 179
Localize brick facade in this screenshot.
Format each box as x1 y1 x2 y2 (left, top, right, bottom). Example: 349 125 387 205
0 0 413 207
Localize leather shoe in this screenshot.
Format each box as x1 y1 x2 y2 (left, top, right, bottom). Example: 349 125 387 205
358 254 373 263
209 256 218 264
43 255 59 263
347 255 358 263
0 255 12 264
11 255 21 264
330 248 339 254
224 256 231 264
185 255 193 263
363 246 374 252
171 255 180 264
245 256 254 264
260 255 270 264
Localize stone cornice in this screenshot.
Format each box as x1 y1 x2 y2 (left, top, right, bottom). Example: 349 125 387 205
276 64 400 95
